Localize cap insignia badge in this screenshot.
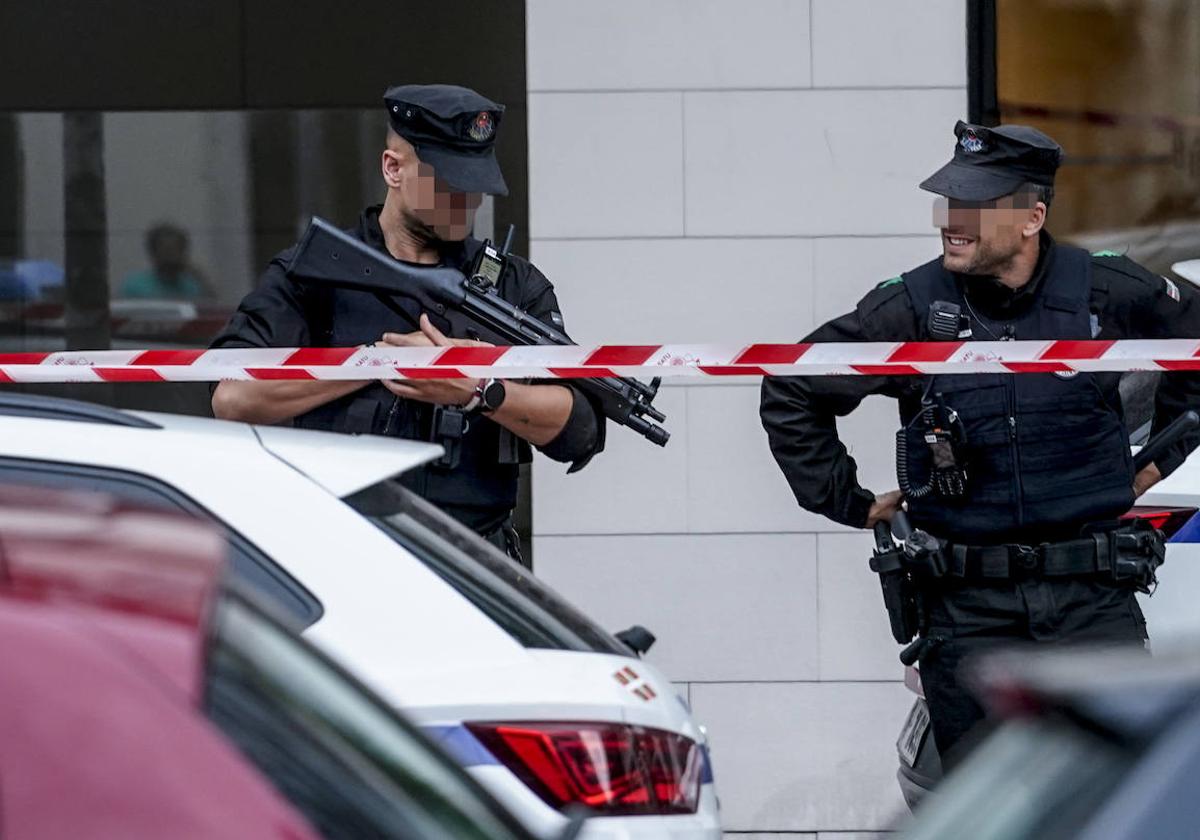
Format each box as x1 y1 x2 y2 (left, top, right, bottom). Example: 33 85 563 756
960 129 986 153
467 111 495 142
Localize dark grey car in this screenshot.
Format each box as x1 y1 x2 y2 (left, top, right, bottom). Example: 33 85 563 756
900 645 1200 839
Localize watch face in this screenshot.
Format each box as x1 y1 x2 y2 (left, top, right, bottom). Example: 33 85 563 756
483 379 506 410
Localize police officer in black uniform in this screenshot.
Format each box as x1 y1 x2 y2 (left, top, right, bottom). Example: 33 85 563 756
212 85 604 561
761 121 1200 763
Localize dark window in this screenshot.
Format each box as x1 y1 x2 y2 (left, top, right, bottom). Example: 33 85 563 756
346 479 630 657
204 594 532 840
0 458 322 626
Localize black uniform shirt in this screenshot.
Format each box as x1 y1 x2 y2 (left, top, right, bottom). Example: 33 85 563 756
760 232 1200 529
211 205 604 528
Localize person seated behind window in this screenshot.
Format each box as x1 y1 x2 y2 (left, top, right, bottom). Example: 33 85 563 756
121 223 214 300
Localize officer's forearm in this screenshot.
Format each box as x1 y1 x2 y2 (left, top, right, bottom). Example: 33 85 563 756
212 379 367 425
488 382 573 446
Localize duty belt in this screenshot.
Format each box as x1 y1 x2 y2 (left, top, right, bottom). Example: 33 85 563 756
939 523 1165 588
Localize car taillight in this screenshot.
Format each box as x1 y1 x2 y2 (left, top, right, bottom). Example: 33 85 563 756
1122 506 1200 540
465 722 703 816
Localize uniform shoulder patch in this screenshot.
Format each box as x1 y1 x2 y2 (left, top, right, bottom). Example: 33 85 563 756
857 277 915 335
1091 249 1124 258
1091 250 1172 304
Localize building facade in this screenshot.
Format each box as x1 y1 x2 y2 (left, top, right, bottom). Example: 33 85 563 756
528 1 968 835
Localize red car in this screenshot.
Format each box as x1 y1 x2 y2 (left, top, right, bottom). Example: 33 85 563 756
0 486 545 840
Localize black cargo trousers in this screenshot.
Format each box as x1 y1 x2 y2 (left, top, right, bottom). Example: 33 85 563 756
917 576 1149 764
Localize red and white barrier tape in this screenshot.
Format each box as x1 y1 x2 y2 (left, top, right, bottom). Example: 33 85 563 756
4 340 1200 383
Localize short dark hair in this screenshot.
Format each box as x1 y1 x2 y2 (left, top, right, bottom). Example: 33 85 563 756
1015 181 1054 210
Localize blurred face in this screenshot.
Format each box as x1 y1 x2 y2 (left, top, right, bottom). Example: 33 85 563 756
383 136 483 243
932 192 1043 275
401 161 483 242
151 231 188 273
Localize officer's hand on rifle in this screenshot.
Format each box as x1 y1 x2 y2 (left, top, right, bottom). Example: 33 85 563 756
1133 462 1162 498
866 489 904 528
380 313 495 407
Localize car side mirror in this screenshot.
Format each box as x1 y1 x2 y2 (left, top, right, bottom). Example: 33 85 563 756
614 625 656 656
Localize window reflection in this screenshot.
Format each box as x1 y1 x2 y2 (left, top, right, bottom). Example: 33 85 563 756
0 109 492 415
998 0 1200 276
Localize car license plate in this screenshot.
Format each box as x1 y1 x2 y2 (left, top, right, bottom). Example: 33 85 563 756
897 699 931 768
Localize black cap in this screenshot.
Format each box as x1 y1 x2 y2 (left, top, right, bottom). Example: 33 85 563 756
384 84 508 196
920 121 1063 201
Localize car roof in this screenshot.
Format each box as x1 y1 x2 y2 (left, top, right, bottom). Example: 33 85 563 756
0 484 225 699
0 393 443 498
137 409 443 497
976 646 1200 741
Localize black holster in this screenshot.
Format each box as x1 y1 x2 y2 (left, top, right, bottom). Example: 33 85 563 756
432 406 469 469
871 524 921 644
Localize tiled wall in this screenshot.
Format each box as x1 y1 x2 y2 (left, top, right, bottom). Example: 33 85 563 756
527 1 968 834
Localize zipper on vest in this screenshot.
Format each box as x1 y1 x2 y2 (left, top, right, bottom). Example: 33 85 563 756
383 396 401 436
1001 326 1024 526
1008 383 1024 526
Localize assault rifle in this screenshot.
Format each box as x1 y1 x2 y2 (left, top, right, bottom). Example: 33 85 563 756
284 217 669 448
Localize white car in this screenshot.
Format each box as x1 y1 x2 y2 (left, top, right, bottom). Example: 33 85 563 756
0 393 720 840
1128 459 1200 645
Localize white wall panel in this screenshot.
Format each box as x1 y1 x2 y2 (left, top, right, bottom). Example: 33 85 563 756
529 0 812 91
812 0 966 88
684 89 966 237
533 387 689 535
534 533 820 682
529 92 684 238
692 681 910 831
818 533 907 681
529 237 815 345
687 384 852 534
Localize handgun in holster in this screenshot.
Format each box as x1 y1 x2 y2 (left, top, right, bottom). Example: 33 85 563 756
870 510 950 646
871 521 921 645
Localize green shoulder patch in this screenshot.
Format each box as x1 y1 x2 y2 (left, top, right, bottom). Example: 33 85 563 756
1091 249 1123 258
876 276 904 289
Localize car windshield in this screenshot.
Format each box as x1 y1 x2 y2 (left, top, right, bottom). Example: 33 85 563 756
902 717 1132 840
204 593 533 840
345 479 631 657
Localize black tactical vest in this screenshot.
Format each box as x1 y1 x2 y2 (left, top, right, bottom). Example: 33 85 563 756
899 244 1134 544
287 234 524 532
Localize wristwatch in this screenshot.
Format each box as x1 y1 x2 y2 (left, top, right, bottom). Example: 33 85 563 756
464 378 506 414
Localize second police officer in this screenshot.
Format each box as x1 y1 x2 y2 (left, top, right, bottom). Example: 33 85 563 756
212 85 606 564
761 121 1200 763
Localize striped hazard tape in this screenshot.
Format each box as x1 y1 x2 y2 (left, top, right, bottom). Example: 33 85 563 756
3 340 1200 383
